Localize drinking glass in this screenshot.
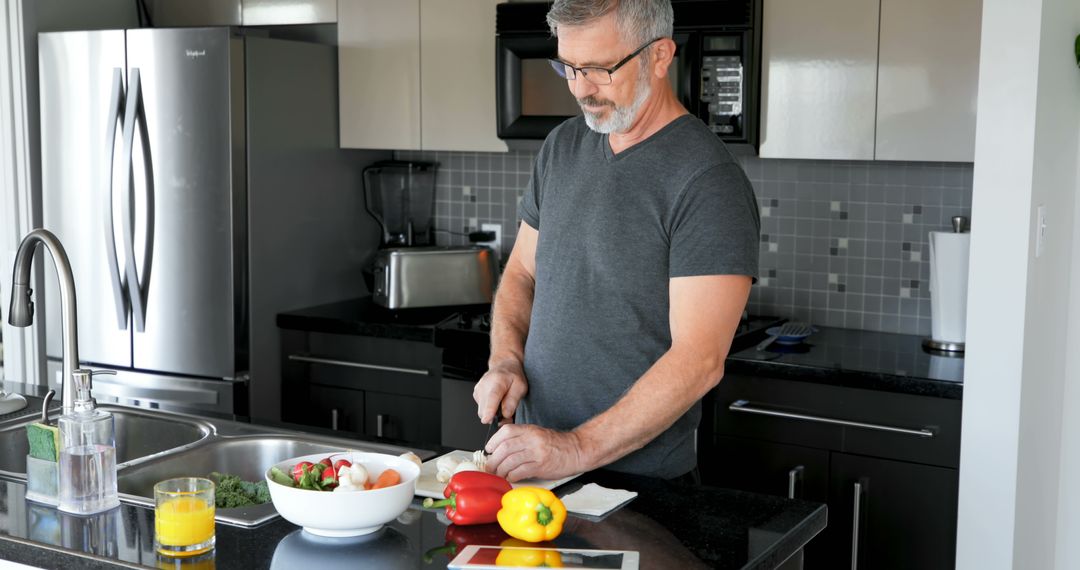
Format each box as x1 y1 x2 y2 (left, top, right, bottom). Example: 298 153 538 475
154 477 215 557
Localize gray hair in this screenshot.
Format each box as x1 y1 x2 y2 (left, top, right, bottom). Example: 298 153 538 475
546 0 674 58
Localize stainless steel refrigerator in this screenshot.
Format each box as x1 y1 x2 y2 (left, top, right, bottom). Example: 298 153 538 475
38 27 386 419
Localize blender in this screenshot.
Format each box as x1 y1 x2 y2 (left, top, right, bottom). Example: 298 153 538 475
362 160 437 248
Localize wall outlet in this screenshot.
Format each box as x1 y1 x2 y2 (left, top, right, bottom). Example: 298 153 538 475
480 223 502 259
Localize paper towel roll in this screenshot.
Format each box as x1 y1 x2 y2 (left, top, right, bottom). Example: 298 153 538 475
928 231 971 344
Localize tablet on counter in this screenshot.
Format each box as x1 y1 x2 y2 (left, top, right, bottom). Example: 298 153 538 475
449 545 640 570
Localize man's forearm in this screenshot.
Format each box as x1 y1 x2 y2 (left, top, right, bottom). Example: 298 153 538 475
571 342 726 472
488 264 535 369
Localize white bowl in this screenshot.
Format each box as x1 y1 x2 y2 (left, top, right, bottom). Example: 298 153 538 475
265 451 420 537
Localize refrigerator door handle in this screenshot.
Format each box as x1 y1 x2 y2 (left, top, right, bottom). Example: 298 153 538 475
104 67 130 329
119 68 153 332
133 68 155 331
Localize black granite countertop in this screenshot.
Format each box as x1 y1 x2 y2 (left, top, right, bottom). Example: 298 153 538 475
725 326 964 399
276 296 488 342
0 383 824 569
0 470 824 570
0 383 825 569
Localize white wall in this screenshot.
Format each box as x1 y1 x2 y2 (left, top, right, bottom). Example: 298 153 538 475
1054 117 1080 569
956 0 1080 567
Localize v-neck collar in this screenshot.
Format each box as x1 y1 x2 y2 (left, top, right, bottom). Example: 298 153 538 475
601 114 695 162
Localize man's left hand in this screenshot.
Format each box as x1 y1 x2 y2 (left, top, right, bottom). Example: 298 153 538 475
484 424 587 482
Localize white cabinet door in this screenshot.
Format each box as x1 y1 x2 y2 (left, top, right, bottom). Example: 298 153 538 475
338 0 421 150
875 0 981 162
759 0 880 160
420 0 507 152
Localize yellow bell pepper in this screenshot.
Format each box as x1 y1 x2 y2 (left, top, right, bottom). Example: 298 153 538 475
496 487 567 543
496 538 563 567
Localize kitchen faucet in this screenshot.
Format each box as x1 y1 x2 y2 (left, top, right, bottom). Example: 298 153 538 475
6 229 80 415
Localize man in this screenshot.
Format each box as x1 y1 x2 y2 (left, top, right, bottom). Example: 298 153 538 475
474 0 759 482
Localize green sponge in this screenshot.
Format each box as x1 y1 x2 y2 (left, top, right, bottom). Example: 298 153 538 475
26 423 60 462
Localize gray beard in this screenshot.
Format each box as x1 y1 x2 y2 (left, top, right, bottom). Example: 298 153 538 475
581 75 653 135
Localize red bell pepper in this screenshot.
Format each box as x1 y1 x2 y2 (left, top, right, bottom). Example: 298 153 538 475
421 523 508 563
422 471 512 525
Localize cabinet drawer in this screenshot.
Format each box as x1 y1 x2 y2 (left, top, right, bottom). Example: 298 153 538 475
365 392 440 445
709 373 961 468
291 333 441 398
307 333 442 372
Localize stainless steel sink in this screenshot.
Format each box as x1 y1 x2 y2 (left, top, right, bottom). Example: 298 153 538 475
117 434 429 526
0 405 212 476
0 397 435 527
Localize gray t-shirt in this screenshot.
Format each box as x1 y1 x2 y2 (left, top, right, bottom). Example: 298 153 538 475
516 114 760 479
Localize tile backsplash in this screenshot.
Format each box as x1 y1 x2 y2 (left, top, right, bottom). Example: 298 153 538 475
740 158 973 336
394 150 974 336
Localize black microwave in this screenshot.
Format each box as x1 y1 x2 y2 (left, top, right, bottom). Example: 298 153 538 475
495 0 762 150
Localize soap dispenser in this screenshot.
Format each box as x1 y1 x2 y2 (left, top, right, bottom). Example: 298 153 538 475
58 369 120 515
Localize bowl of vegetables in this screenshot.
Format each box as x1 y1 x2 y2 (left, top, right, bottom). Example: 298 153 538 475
265 451 421 537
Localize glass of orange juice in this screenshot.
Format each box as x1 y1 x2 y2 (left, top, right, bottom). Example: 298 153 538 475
154 477 216 557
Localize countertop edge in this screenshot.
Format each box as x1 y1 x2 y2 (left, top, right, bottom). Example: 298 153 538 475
725 358 964 400
0 527 145 570
744 503 828 570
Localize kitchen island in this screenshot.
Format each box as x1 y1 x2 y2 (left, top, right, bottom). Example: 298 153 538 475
0 469 824 569
0 382 825 569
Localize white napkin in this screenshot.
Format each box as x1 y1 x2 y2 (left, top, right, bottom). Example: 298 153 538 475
560 483 638 517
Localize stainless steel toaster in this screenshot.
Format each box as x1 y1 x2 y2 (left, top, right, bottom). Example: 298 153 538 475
372 246 498 309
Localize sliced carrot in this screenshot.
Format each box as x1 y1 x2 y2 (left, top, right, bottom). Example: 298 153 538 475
371 469 401 489
364 482 374 490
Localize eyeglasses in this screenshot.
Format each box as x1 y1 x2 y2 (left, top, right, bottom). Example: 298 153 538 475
548 37 662 86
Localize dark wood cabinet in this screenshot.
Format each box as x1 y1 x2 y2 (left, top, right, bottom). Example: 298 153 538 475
701 372 962 569
281 331 444 446
364 391 440 444
828 453 958 570
703 436 829 502
307 384 365 433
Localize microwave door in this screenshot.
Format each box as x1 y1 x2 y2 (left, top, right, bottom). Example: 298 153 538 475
497 34 579 139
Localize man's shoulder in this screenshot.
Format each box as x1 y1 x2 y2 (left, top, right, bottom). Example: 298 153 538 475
661 115 739 167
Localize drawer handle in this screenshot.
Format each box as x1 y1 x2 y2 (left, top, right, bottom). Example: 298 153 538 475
288 354 429 376
728 400 935 438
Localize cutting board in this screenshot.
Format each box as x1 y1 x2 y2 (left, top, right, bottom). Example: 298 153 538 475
414 450 580 499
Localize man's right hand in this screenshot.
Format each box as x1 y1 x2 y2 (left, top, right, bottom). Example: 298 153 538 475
473 360 529 424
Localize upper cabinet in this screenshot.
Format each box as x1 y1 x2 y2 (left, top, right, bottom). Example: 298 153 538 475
759 0 880 160
338 0 507 152
339 0 421 150
875 0 982 162
149 0 336 26
760 0 982 162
